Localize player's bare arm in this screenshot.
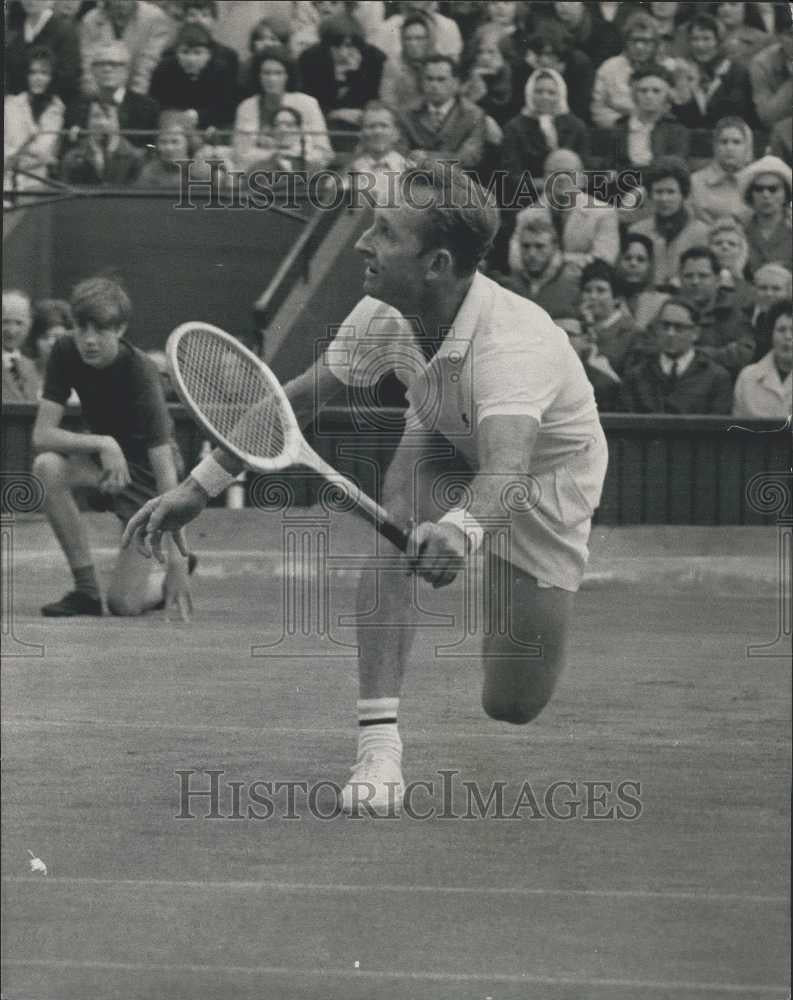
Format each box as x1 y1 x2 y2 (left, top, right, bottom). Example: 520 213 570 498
33 398 130 493
411 414 540 589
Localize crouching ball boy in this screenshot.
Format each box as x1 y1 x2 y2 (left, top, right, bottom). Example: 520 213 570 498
33 275 193 619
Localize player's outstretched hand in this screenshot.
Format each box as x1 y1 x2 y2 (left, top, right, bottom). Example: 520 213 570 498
408 520 466 589
122 478 208 563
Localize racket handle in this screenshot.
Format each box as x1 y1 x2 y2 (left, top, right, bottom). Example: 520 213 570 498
377 514 411 553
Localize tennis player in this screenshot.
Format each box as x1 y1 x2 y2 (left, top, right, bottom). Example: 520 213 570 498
33 275 193 619
124 163 608 814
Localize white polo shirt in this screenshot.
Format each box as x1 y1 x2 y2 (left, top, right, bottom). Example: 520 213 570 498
324 271 603 476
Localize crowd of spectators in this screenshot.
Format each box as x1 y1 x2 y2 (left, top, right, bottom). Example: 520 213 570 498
4 0 793 416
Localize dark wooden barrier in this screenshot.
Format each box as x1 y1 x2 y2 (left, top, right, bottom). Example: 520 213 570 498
3 403 789 524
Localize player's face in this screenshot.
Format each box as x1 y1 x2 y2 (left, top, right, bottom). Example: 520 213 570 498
361 110 398 155
74 321 125 368
581 279 616 321
2 294 32 351
520 232 555 276
650 177 683 217
620 242 651 285
177 45 211 78
753 270 790 309
259 59 287 96
771 313 793 368
680 258 718 307
715 127 748 170
354 199 429 311
633 76 669 115
657 302 698 357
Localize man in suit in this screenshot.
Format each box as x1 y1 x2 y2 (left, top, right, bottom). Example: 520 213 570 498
65 40 159 147
2 290 41 402
4 0 82 104
618 297 733 414
399 54 486 171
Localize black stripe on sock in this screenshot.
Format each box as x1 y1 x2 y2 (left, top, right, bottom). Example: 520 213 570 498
359 717 397 726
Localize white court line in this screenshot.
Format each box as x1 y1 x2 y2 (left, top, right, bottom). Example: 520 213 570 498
2 716 788 749
2 876 786 905
0 958 786 995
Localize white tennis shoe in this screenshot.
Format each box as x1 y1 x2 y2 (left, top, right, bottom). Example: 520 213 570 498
340 751 404 816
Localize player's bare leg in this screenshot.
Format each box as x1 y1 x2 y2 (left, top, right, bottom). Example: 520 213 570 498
480 558 573 724
34 452 105 616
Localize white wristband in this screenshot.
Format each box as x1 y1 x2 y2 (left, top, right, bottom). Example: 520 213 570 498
190 454 236 498
439 507 484 554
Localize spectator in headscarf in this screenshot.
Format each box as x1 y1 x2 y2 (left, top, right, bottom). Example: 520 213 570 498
501 67 588 191
149 21 237 129
232 44 332 173
4 46 65 195
616 232 669 331
298 12 385 135
629 157 710 287
739 154 793 273
673 12 757 129
379 11 435 111
689 116 754 226
514 22 594 124
610 62 689 171
732 299 793 417
591 10 675 128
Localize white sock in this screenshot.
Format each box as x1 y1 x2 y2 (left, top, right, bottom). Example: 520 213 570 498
357 698 401 761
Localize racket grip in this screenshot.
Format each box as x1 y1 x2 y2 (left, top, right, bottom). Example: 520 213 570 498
379 515 411 553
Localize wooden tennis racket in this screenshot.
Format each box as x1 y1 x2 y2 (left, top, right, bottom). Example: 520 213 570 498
166 322 410 552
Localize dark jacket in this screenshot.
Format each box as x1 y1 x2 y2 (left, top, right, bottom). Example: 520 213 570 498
501 111 590 184
65 91 160 147
494 256 581 319
609 112 690 172
149 48 238 129
399 96 486 170
298 42 385 113
618 352 733 414
695 290 757 376
60 136 143 185
673 60 757 130
4 11 82 104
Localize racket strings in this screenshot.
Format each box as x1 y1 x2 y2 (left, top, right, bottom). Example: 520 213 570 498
176 331 288 460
